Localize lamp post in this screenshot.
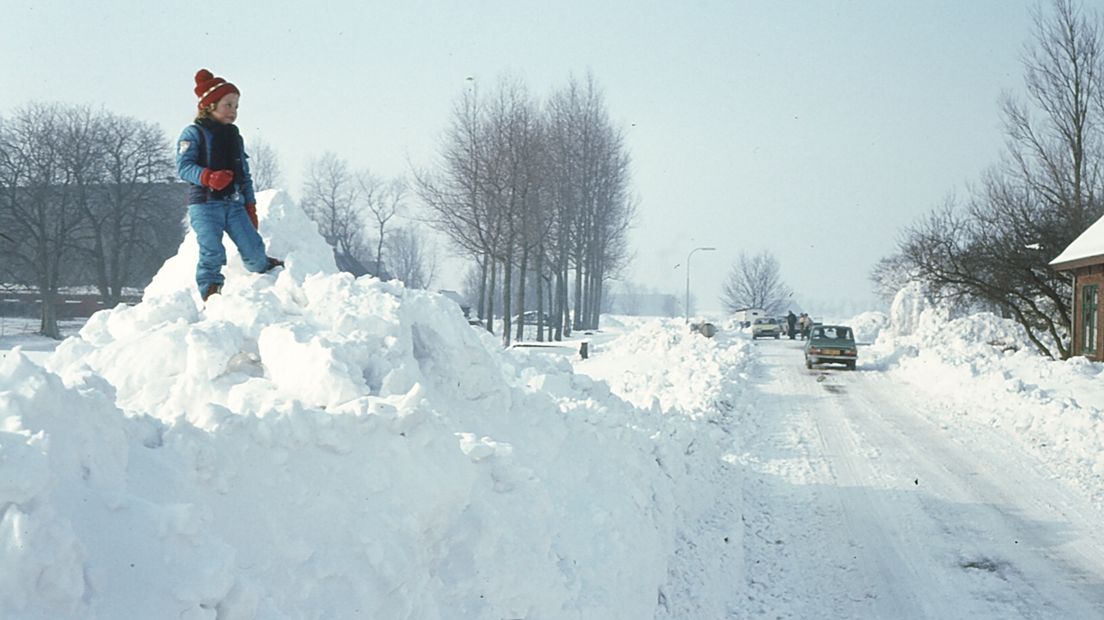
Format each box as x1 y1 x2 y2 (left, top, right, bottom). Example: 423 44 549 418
686 246 716 323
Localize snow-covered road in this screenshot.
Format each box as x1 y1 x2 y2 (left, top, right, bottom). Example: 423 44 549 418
733 338 1104 619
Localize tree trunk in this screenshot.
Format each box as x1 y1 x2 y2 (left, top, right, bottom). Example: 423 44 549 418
501 250 514 348
535 252 545 342
561 262 572 338
486 258 497 334
478 252 488 321
578 248 587 330
376 231 385 277
38 284 60 339
548 275 556 342
515 245 529 343
587 266 599 329
553 233 567 341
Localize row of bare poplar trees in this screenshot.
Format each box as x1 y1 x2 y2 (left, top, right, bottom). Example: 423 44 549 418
416 74 635 346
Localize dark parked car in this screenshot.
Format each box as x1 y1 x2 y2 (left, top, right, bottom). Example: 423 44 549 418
804 324 857 370
515 310 551 325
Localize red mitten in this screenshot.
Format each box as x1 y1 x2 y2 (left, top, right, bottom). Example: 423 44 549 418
200 168 234 191
245 203 258 229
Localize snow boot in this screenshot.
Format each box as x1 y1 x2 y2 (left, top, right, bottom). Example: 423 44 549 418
263 257 285 273
202 282 223 301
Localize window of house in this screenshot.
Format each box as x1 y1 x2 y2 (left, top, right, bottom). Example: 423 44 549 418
1082 284 1098 354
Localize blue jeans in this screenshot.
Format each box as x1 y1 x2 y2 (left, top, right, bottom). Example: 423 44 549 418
187 200 268 294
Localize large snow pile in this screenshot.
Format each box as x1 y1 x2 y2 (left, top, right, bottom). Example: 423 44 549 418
861 285 1104 506
0 191 695 619
575 319 753 619
843 311 888 344
578 319 752 419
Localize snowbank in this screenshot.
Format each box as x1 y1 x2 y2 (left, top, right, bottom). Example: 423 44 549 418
576 318 753 618
843 311 888 344
860 285 1104 507
0 191 695 618
579 318 752 419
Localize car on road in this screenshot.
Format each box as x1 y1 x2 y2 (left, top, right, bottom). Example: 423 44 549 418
514 310 551 326
804 324 857 370
751 317 781 339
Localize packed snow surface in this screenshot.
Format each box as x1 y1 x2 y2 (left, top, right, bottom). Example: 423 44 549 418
0 191 752 618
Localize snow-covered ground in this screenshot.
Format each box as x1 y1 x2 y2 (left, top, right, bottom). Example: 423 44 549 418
0 318 85 365
867 284 1104 509
2 192 1103 618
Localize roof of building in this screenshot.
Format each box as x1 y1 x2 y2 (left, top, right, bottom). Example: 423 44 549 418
1051 214 1104 270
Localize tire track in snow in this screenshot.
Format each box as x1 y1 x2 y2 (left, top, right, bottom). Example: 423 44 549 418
734 339 1104 618
842 370 1104 617
735 339 910 618
804 380 963 619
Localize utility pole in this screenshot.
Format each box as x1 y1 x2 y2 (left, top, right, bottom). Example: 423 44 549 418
686 246 716 323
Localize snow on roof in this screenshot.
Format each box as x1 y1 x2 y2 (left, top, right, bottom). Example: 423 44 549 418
1050 213 1104 269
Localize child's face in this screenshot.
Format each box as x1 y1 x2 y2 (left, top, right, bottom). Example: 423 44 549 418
210 93 239 124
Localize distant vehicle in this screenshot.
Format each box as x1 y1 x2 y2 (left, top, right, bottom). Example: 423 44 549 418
515 310 551 325
751 317 780 339
804 324 857 370
778 316 792 337
732 307 766 328
690 321 718 338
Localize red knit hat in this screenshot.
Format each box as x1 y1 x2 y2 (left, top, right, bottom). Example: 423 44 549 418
194 69 240 109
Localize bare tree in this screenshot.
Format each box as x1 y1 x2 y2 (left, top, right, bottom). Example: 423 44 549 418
0 103 90 338
885 0 1104 359
460 265 486 314
301 152 369 268
1002 0 1102 235
385 225 437 289
1 104 181 333
417 72 635 345
248 137 283 192
546 73 635 336
869 252 916 305
83 112 174 305
360 173 406 277
414 82 505 333
721 250 793 315
478 77 543 346
896 181 1075 358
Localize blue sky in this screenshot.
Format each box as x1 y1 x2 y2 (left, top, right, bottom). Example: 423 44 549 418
2 0 1039 315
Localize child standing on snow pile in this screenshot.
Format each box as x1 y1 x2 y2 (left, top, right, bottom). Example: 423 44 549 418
176 68 283 302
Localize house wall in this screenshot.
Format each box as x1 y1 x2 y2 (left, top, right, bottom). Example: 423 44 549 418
1073 265 1104 360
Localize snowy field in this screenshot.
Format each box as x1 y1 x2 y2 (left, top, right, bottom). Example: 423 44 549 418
2 191 1103 618
0 318 85 365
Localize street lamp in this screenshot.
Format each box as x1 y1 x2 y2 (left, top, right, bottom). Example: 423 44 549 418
686 246 716 323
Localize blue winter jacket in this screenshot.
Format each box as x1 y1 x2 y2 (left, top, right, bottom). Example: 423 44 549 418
176 123 256 206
